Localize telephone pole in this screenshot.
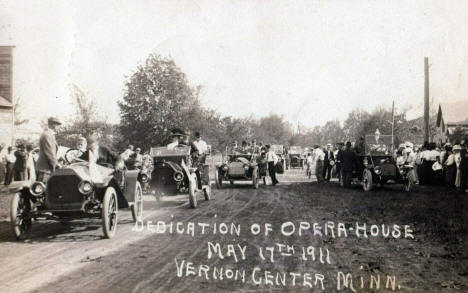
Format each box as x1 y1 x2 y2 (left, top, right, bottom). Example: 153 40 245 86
424 57 430 142
391 100 395 151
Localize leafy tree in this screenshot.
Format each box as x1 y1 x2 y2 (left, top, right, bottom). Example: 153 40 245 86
13 97 29 126
118 54 199 150
56 84 114 148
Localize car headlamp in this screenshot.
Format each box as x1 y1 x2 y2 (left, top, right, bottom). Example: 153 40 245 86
222 165 228 171
141 174 149 183
244 165 250 170
374 167 381 175
173 172 184 182
30 181 46 196
78 180 94 195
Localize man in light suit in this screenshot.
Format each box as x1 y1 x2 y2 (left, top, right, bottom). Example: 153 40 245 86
37 117 61 181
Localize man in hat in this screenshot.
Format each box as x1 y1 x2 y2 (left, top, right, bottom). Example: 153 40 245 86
120 145 134 161
340 141 357 188
322 143 335 181
334 142 344 180
192 132 208 156
167 128 186 150
265 145 279 185
37 117 62 181
133 147 143 168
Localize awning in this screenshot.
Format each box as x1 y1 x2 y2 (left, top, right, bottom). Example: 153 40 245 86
0 96 13 108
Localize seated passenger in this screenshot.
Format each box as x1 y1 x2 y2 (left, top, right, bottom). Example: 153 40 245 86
167 128 187 150
79 133 120 167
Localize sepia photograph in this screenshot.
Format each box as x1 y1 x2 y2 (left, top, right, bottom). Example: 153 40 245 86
0 1 467 292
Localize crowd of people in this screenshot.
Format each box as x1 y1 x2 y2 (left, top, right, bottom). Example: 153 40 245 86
1 116 467 194
303 139 468 192
0 143 38 186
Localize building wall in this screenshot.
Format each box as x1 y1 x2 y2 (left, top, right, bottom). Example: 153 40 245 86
0 46 14 148
0 108 13 147
0 46 13 102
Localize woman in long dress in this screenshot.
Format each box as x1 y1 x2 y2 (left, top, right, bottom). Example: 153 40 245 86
26 144 36 183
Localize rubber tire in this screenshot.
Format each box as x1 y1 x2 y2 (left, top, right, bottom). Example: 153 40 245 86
203 184 211 201
131 182 143 223
10 192 32 240
215 170 222 189
188 177 198 208
102 187 118 239
252 168 259 189
362 169 373 192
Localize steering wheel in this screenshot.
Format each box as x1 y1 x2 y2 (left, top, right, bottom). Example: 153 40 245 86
64 148 86 164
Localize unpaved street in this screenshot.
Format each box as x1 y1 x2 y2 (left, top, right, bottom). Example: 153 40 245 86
0 169 467 292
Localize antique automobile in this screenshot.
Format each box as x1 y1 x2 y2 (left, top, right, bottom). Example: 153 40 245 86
148 145 211 208
10 149 144 240
271 144 288 170
345 134 415 192
215 147 264 189
288 146 304 168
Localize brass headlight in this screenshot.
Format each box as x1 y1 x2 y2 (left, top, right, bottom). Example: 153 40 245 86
141 174 149 183
78 180 94 195
173 172 184 182
30 181 46 196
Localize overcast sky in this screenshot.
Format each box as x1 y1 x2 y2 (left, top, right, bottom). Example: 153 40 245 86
1 0 467 131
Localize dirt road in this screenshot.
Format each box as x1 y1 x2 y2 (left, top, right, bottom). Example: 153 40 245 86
0 169 467 292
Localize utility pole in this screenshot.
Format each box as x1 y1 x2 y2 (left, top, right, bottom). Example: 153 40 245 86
391 100 395 152
424 57 430 142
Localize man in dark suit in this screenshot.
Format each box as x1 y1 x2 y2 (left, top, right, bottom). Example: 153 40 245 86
322 144 335 181
339 141 357 188
37 117 61 181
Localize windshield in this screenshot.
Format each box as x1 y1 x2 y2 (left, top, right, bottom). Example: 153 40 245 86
150 146 190 157
271 145 284 154
289 146 303 154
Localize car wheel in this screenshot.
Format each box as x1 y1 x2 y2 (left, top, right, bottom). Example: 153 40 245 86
339 173 344 187
131 182 143 223
252 168 259 189
215 170 222 189
203 184 211 201
362 169 373 192
102 187 118 239
10 192 32 240
188 177 198 208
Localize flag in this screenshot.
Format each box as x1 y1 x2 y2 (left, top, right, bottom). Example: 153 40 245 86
436 104 443 127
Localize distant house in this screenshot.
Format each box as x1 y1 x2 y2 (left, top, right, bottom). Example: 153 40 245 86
0 46 14 148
